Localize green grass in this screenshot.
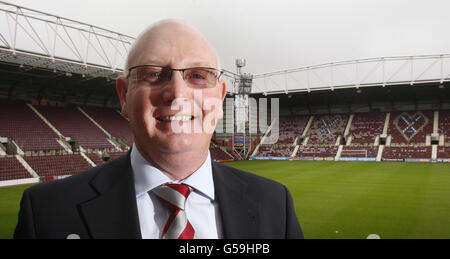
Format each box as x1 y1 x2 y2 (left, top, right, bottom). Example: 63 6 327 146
225 160 450 239
0 184 31 239
1 161 449 239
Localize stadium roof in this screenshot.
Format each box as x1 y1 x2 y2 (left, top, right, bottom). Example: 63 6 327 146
0 1 132 80
0 1 449 98
252 54 450 95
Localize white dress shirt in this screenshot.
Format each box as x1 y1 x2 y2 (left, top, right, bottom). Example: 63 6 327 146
131 144 223 239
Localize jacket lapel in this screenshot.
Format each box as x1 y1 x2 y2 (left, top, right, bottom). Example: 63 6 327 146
212 162 260 239
78 154 141 239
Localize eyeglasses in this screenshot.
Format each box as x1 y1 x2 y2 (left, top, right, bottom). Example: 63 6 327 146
126 65 223 89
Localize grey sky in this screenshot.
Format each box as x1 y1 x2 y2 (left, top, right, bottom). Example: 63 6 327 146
5 0 450 75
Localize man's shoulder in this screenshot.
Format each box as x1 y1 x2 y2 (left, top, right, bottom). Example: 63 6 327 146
24 154 129 199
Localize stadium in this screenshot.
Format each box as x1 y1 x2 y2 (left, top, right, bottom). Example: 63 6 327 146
1 1 450 239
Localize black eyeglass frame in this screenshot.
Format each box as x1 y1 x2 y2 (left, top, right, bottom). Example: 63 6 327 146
126 64 223 87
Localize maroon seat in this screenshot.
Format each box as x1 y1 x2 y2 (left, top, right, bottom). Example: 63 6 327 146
0 101 60 151
0 156 32 181
35 105 113 149
255 145 293 157
349 112 385 144
388 111 433 144
23 154 92 177
82 107 133 146
307 114 349 145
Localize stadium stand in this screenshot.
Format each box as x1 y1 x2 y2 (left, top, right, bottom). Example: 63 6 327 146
0 100 61 151
388 111 433 144
292 114 347 158
23 154 92 178
1 105 448 184
277 115 309 144
437 146 450 158
383 111 434 160
340 146 379 158
340 112 385 158
307 114 348 145
1 1 448 189
85 151 105 165
438 110 450 144
210 147 234 161
255 144 294 157
0 156 31 181
34 105 113 150
296 145 338 158
349 112 385 145
382 146 432 159
253 115 308 157
82 107 133 146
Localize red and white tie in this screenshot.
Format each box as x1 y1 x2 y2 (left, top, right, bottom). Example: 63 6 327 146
153 184 195 239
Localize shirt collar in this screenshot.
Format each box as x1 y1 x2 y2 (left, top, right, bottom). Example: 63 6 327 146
131 144 215 201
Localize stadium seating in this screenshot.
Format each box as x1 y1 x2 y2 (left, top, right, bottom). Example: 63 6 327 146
23 154 92 177
437 146 450 158
34 105 113 150
0 100 61 151
438 110 450 143
210 147 234 161
296 145 338 158
82 107 133 146
341 145 379 158
276 115 309 144
388 111 433 144
85 152 105 165
255 144 293 157
307 114 348 145
349 112 385 144
380 111 434 160
382 146 432 159
339 112 385 158
1 101 447 184
0 156 32 181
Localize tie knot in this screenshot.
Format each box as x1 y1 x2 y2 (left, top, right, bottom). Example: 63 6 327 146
153 184 193 211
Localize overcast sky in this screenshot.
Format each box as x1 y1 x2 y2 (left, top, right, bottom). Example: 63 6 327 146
4 0 450 75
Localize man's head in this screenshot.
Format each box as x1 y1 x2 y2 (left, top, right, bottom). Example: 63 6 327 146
116 19 226 161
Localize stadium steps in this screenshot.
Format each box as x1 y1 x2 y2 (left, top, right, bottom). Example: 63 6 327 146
433 111 439 135
78 107 124 151
335 145 344 160
14 155 39 178
300 116 314 146
77 107 112 138
26 103 71 152
302 116 314 136
10 140 24 156
344 114 354 136
80 152 96 167
291 145 300 157
382 112 390 135
376 145 384 161
432 145 438 160
0 143 5 156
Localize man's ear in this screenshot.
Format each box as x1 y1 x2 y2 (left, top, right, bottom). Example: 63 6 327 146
219 80 227 102
116 76 129 118
217 80 227 119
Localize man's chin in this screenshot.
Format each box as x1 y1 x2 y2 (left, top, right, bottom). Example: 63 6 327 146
152 133 207 153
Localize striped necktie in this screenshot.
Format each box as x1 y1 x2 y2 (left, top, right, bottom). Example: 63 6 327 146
153 183 195 239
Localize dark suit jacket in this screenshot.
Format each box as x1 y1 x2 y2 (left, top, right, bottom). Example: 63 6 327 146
14 153 303 239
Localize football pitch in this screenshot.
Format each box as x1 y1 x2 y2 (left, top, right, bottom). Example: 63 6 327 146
1 160 449 239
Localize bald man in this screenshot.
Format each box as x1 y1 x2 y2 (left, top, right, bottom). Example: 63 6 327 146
14 20 303 239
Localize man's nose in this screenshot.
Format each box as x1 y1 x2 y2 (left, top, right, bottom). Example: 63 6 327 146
161 70 192 104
